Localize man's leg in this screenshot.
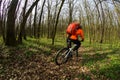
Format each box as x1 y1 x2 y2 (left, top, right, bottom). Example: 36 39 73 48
73 40 81 58
67 37 71 48
72 40 81 51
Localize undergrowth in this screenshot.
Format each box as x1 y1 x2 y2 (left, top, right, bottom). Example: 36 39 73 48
0 37 120 80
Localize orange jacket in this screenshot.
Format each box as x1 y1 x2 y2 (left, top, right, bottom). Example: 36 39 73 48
66 22 80 35
66 22 84 40
70 29 84 40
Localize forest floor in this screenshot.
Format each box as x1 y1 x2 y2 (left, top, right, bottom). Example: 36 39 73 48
0 38 120 80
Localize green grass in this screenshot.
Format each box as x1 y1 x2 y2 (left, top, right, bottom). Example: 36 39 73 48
81 44 120 80
73 37 120 80
0 36 120 80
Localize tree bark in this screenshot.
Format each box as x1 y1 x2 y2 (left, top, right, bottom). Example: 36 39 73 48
52 0 65 45
33 2 38 38
37 0 46 38
68 0 74 24
47 0 51 38
18 0 40 44
22 0 28 40
99 0 105 43
0 0 8 42
5 0 19 46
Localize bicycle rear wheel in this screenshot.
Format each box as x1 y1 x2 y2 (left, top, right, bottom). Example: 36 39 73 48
55 48 69 65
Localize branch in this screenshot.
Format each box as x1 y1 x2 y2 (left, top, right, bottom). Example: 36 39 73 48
113 0 120 3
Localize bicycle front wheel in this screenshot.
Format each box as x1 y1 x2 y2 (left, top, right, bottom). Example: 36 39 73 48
55 48 69 65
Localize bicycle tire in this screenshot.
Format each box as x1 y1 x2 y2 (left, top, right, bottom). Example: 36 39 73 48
55 48 69 65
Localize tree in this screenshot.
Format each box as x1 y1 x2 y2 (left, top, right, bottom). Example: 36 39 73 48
33 2 38 38
52 0 65 45
68 0 76 24
0 0 2 36
28 13 33 37
22 0 28 40
37 0 46 38
0 0 10 42
5 0 19 46
98 0 105 43
46 0 51 38
18 0 40 44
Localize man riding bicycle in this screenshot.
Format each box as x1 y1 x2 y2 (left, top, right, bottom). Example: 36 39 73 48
55 21 84 65
66 21 84 53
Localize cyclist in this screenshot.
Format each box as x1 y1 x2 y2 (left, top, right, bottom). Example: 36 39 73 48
66 21 84 54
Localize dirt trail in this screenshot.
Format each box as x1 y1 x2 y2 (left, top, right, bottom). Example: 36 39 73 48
0 47 96 80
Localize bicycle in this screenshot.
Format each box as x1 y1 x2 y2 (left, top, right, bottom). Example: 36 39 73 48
55 43 79 65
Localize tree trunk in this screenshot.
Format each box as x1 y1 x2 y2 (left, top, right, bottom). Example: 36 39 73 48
0 0 8 42
5 0 19 46
47 0 51 38
18 0 40 44
99 0 105 43
52 0 65 45
22 0 28 40
37 0 46 38
68 0 74 24
33 3 38 38
29 13 33 37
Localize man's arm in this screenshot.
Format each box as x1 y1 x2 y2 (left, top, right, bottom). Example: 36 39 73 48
78 29 84 41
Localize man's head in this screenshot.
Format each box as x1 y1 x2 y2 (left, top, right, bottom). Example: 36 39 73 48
72 20 82 29
72 20 80 24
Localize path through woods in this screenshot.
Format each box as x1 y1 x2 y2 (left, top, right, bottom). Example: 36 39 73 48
0 44 120 80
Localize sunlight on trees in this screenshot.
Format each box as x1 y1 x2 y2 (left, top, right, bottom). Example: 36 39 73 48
0 0 119 46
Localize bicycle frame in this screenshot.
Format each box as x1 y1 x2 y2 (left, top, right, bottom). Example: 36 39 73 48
65 44 77 58
66 44 77 56
55 44 78 65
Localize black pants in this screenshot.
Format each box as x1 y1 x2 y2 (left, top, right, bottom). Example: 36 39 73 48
67 37 81 51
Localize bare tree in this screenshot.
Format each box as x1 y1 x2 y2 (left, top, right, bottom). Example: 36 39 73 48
0 0 9 42
33 2 38 38
68 0 76 24
5 0 19 46
28 13 33 37
83 0 93 43
0 0 2 36
46 0 60 39
52 0 65 45
51 0 60 38
22 0 28 40
98 0 105 43
46 0 52 38
37 0 46 38
112 0 120 40
18 0 40 44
